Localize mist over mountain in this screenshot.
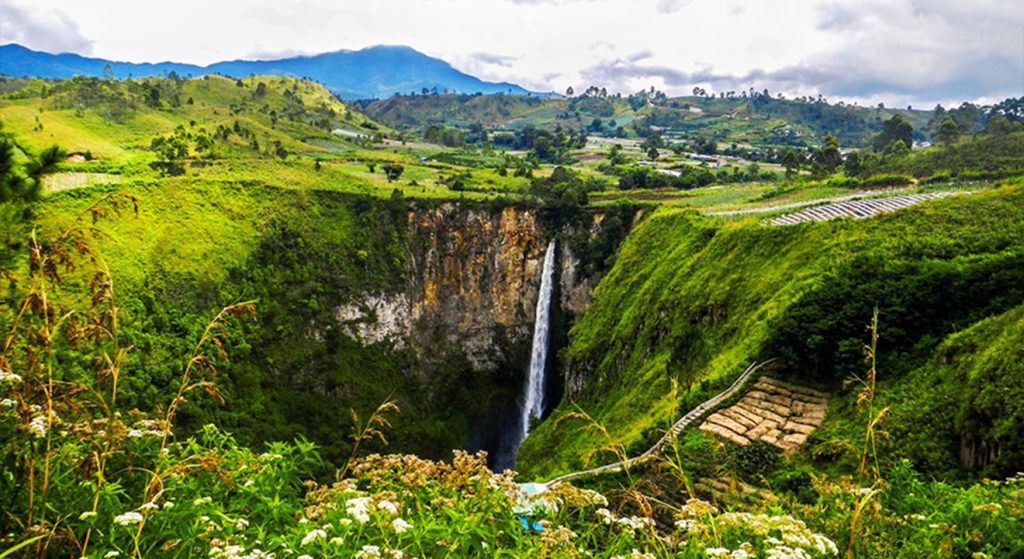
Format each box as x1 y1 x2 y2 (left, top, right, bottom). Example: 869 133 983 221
0 42 533 99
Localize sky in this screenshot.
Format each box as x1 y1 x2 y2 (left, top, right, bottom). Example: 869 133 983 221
1 0 1022 107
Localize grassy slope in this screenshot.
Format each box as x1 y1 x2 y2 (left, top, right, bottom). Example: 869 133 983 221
0 76 534 199
26 180 493 464
519 180 1024 479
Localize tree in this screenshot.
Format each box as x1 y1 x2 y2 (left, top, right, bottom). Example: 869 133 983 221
103 63 115 81
935 117 960 145
382 163 404 181
872 114 913 151
647 147 659 160
811 134 842 175
255 82 268 98
782 148 801 177
0 137 63 203
566 86 574 97
532 136 553 162
844 151 863 177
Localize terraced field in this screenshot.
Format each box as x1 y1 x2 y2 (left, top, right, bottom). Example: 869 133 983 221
770 192 958 225
699 377 830 451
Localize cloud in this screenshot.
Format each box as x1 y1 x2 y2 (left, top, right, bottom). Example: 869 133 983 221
0 2 92 54
655 0 693 14
244 47 315 61
243 1 335 32
10 0 1021 106
469 52 518 67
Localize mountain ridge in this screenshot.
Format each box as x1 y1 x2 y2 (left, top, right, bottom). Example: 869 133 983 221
0 42 534 100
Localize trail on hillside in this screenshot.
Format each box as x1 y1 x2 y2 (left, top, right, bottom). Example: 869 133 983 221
543 360 774 486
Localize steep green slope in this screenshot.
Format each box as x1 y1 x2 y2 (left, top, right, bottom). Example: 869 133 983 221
872 301 1024 476
519 181 1024 478
20 180 543 465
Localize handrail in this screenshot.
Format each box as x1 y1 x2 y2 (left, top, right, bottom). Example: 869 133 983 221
543 358 775 486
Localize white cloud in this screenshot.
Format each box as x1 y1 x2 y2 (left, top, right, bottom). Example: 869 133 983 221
2 0 1021 105
0 2 92 54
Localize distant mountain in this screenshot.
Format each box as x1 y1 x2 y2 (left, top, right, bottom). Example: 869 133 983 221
0 43 532 100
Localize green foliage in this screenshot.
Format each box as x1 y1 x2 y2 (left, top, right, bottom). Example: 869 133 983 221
0 133 62 203
872 114 914 151
521 182 1024 479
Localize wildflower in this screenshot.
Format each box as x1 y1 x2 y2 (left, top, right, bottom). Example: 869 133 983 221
346 497 372 524
0 369 22 384
128 429 144 438
596 508 614 525
296 555 314 559
163 501 175 509
29 415 48 438
811 534 838 555
355 545 382 559
329 537 344 546
705 548 731 558
79 511 98 520
193 496 213 506
616 515 654 535
391 518 412 533
139 502 159 511
1 398 16 408
377 500 399 515
674 518 693 532
301 529 326 546
113 511 144 526
681 499 719 518
236 518 250 530
105 551 120 558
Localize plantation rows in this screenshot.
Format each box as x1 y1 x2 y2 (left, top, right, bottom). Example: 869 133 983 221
770 192 957 225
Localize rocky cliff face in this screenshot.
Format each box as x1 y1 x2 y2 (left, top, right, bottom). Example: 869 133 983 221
330 202 629 465
336 204 552 376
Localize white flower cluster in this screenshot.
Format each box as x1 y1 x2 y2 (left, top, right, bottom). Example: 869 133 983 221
209 544 275 559
346 497 372 524
27 408 60 438
592 508 653 535
391 518 413 533
127 419 166 438
113 511 144 526
717 512 837 556
612 549 657 559
355 545 381 559
1 398 16 408
377 500 399 515
0 369 22 384
301 528 327 546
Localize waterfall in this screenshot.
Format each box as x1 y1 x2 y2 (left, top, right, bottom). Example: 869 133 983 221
520 239 557 443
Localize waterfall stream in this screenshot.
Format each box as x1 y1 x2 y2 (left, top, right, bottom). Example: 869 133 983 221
520 239 556 443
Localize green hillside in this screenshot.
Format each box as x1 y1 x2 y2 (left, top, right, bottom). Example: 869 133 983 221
365 90 934 149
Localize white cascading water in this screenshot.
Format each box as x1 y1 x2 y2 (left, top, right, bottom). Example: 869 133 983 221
520 239 556 443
